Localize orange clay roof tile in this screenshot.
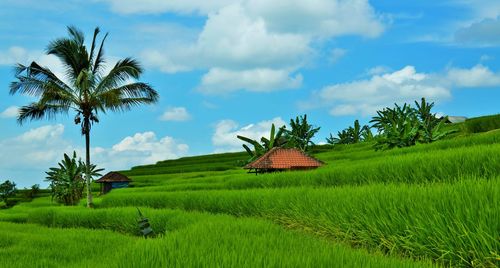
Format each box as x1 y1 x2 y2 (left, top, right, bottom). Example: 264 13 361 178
244 147 323 170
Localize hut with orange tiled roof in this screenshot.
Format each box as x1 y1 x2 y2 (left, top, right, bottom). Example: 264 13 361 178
244 147 323 174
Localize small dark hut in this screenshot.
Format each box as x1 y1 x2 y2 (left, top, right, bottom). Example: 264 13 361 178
244 147 323 174
95 172 131 194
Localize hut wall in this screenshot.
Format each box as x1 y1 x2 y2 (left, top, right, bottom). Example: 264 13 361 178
103 183 112 194
111 182 129 189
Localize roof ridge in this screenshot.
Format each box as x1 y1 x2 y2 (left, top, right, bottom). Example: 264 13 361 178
244 147 323 170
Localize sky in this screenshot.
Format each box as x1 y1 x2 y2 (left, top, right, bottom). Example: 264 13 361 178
1 0 500 187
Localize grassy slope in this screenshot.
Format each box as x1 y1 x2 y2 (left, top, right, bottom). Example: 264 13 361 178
0 215 433 268
1 115 500 267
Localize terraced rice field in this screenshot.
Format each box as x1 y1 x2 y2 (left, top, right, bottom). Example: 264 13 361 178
1 122 500 267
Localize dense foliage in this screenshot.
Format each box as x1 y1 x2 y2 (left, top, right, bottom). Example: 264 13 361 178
45 152 103 205
326 120 372 145
371 98 454 150
285 114 321 151
0 180 17 206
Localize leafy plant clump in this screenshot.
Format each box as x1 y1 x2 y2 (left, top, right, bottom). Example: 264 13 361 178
238 114 321 163
326 120 372 145
237 123 287 163
285 114 321 151
371 98 455 150
45 152 103 206
0 180 17 207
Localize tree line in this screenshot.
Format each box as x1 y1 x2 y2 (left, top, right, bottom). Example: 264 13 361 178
238 98 455 163
327 98 455 150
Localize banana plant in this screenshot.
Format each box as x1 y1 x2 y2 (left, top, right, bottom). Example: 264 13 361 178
371 98 454 150
285 114 320 151
237 124 287 162
326 120 371 145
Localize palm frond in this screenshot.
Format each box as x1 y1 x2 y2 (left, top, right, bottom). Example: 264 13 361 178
96 58 143 91
67 25 85 46
95 82 158 112
88 27 100 64
10 62 73 98
17 102 69 125
46 27 90 82
92 32 108 75
110 97 157 111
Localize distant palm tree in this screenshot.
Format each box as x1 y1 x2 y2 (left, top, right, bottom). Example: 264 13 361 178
10 26 159 208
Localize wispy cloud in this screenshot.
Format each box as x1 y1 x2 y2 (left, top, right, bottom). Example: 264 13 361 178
302 63 500 116
0 106 19 118
159 107 192 122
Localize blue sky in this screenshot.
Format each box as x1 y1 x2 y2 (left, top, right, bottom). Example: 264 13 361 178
1 0 500 187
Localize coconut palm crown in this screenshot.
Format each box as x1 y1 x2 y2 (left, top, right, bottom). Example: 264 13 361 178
9 26 159 207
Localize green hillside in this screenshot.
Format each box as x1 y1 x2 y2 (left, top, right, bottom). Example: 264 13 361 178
1 115 500 267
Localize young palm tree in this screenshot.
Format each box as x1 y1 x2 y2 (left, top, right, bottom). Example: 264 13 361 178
10 26 159 207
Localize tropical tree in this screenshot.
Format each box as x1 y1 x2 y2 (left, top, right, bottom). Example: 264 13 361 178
285 114 320 151
10 26 158 207
327 129 350 145
414 98 454 143
237 123 287 163
0 180 16 205
370 98 454 150
326 120 371 145
23 184 40 200
46 152 103 206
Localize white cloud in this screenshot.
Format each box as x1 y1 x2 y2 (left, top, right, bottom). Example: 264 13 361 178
447 64 500 87
454 17 500 46
455 0 500 21
0 46 30 65
159 107 192 121
212 117 286 152
0 125 189 187
480 55 493 62
366 65 391 76
0 106 19 118
245 0 384 38
305 64 500 116
329 48 347 64
0 125 74 180
99 132 189 168
199 68 302 94
446 1 500 46
97 0 234 15
100 0 385 39
130 1 385 93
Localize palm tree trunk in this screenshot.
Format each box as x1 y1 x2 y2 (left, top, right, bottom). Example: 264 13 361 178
85 123 93 208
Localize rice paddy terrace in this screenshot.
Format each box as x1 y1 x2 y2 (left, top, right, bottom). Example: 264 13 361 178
1 115 500 267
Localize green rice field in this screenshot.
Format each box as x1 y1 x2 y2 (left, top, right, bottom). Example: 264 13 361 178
1 117 500 267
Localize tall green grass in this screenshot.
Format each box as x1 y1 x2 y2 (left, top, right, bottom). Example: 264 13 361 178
124 151 248 176
0 219 433 268
116 142 500 193
462 114 500 133
27 207 214 235
101 178 500 267
0 222 138 268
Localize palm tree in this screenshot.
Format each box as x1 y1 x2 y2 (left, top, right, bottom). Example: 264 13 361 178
10 26 159 207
